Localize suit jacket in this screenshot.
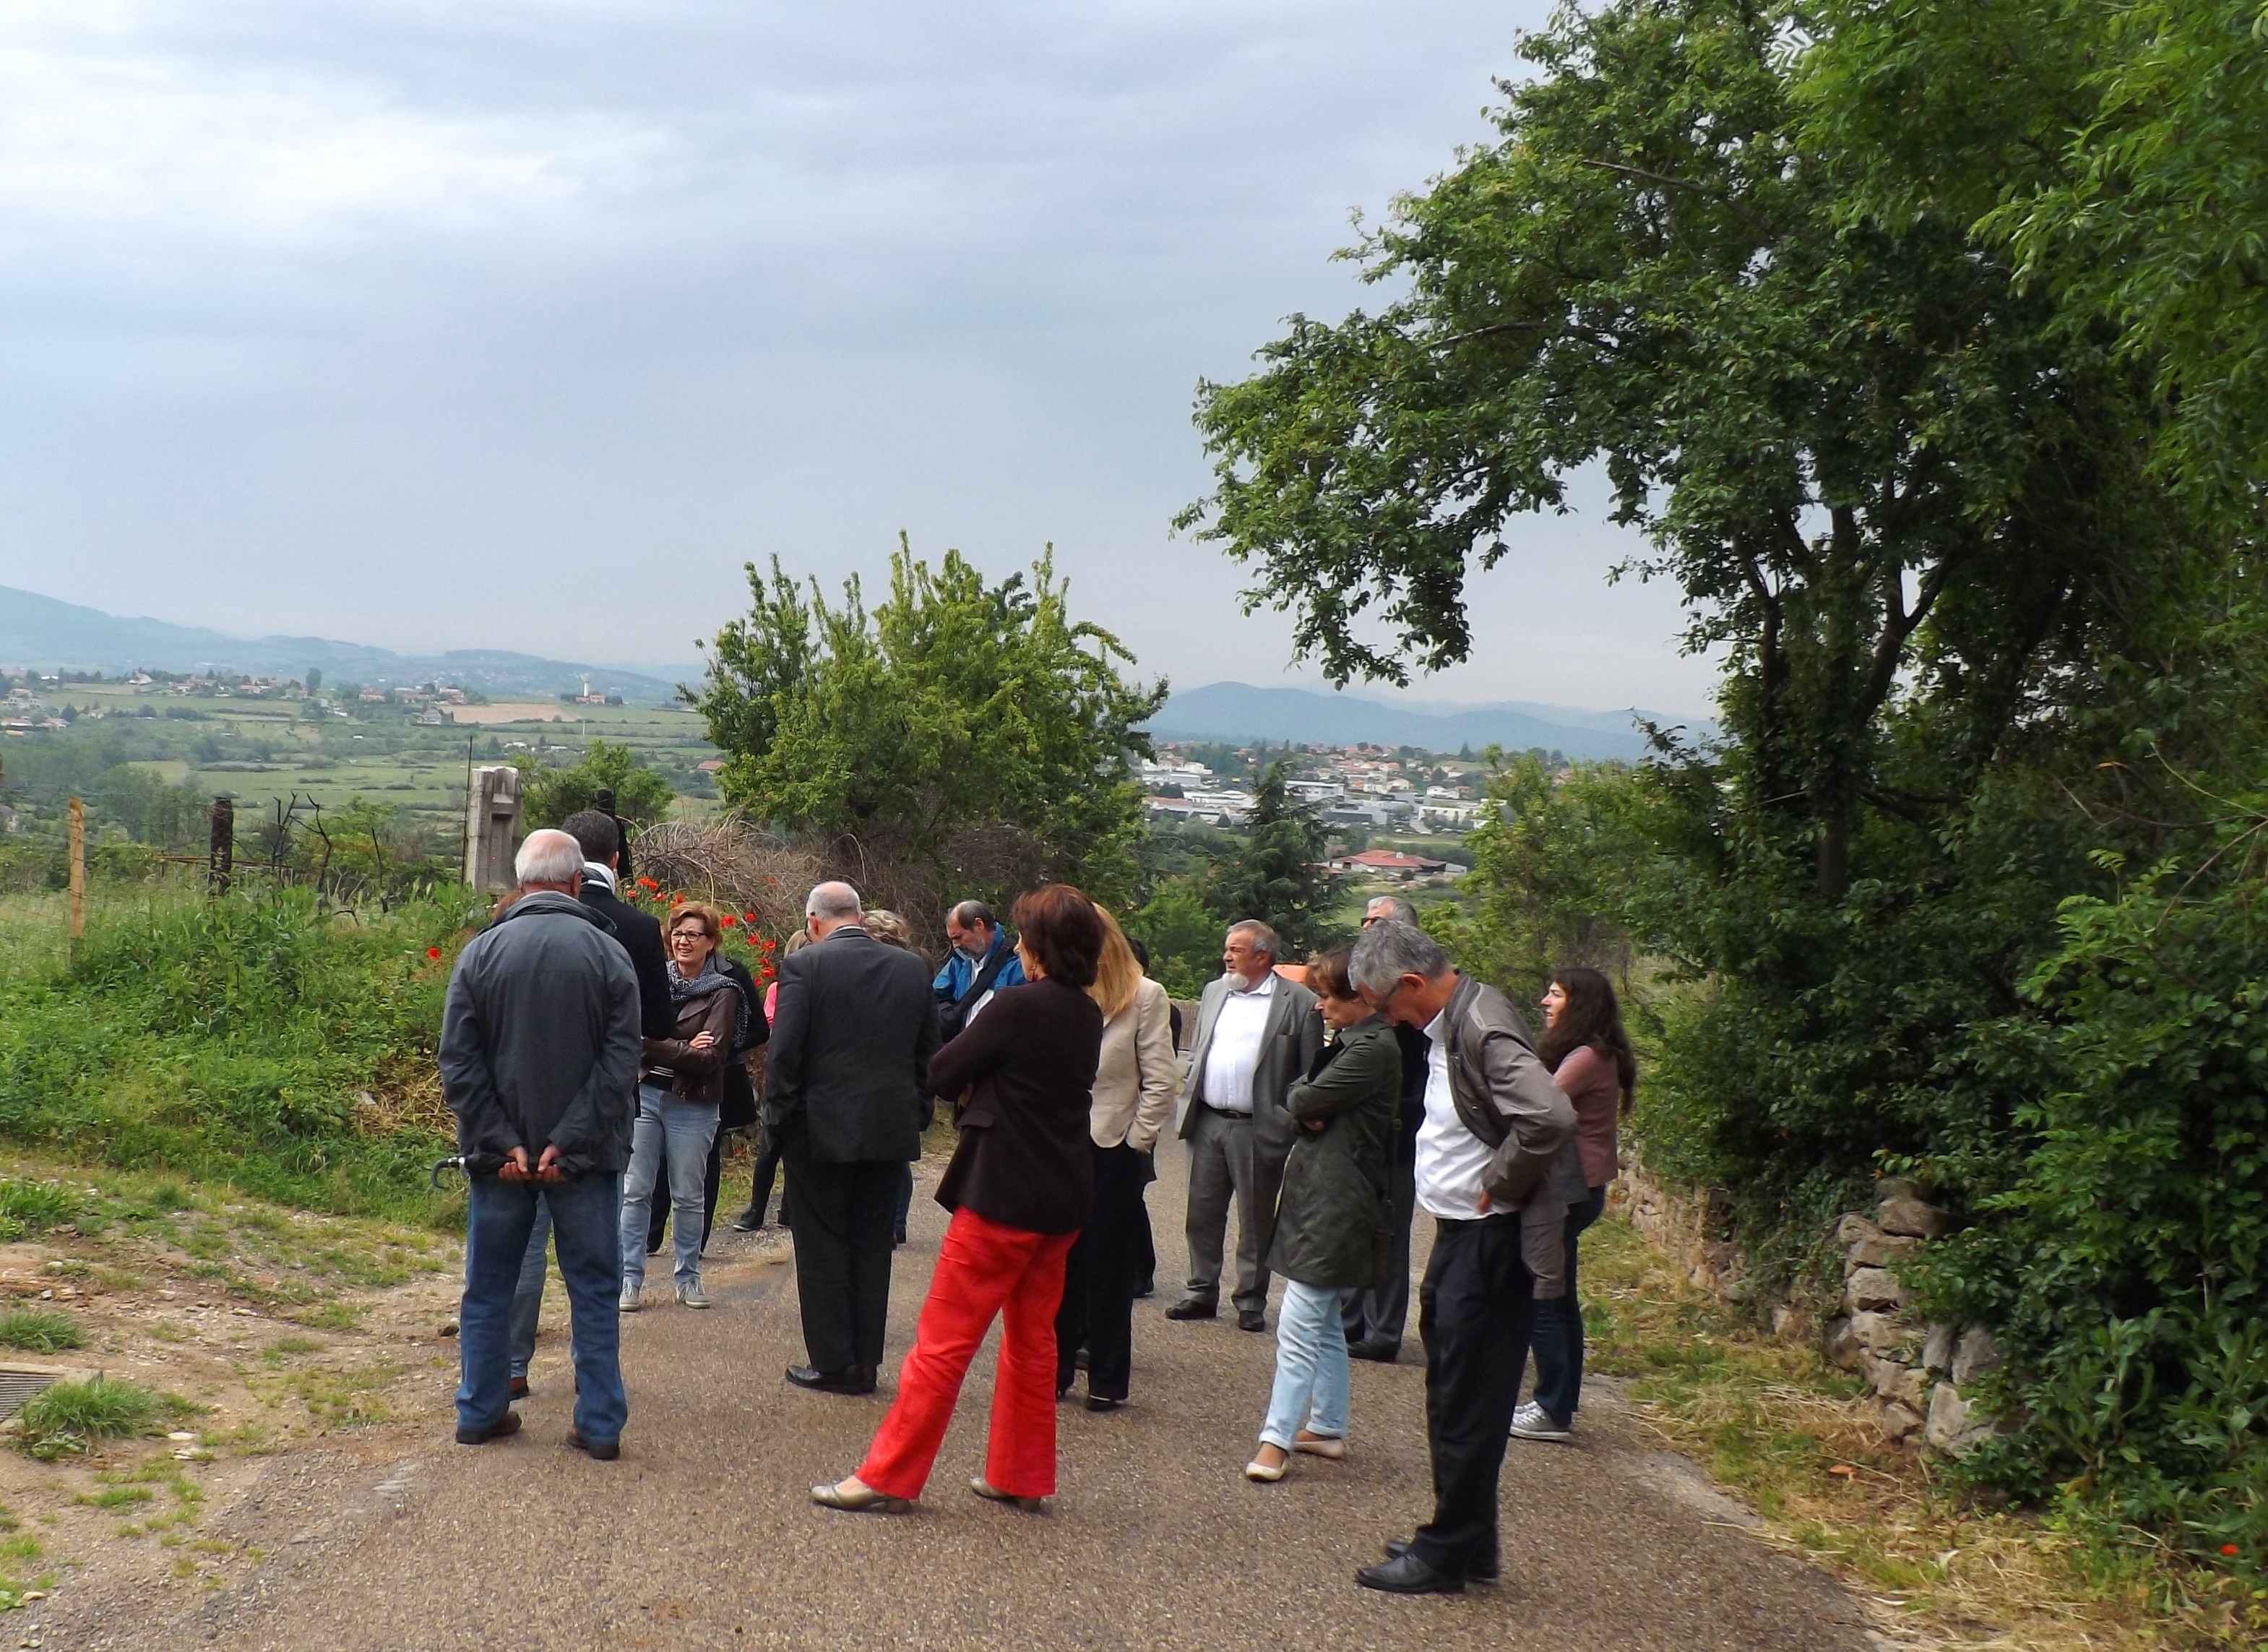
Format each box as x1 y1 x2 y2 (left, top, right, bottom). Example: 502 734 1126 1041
763 926 941 1163
930 978 1103 1234
1174 971 1324 1155
1090 975 1178 1152
579 879 675 1042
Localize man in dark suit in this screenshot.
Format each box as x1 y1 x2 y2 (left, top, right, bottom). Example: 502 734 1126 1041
504 809 675 1401
767 880 941 1395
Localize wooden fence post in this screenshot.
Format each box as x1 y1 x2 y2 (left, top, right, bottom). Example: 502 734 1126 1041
66 796 85 955
209 795 235 895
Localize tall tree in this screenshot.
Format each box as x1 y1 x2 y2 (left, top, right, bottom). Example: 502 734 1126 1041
1208 763 1331 955
691 540 1165 909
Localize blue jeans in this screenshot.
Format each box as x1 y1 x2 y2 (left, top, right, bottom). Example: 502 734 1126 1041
1258 1279 1351 1451
619 1086 719 1289
508 1199 552 1380
458 1173 627 1445
1527 1184 1607 1424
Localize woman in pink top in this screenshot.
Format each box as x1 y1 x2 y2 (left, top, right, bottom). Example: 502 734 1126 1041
1510 965 1636 1442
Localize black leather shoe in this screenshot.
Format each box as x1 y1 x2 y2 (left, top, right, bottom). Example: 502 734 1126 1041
785 1365 877 1396
1238 1309 1267 1333
729 1208 764 1233
1357 1551 1465 1594
1348 1338 1401 1362
1164 1298 1216 1321
1133 1278 1154 1299
454 1410 522 1446
1085 1395 1124 1413
1384 1538 1496 1583
566 1428 620 1461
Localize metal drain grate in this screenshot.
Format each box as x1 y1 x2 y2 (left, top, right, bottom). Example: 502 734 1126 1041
0 1369 57 1421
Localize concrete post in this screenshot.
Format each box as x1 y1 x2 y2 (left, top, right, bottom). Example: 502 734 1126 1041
462 766 524 893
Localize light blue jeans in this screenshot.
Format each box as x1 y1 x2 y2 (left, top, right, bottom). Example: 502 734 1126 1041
509 1198 553 1380
618 1086 719 1289
1259 1279 1352 1451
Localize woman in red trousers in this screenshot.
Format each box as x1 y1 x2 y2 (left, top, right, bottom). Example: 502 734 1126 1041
812 883 1105 1514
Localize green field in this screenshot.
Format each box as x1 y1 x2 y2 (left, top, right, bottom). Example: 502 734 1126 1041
37 684 718 827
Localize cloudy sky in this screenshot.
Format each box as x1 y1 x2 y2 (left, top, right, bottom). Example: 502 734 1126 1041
0 0 1718 715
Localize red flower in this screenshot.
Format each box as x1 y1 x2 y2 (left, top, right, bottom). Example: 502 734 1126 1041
761 965 775 979
2225 1544 2241 1557
720 913 736 926
426 947 441 960
742 912 757 926
637 877 658 890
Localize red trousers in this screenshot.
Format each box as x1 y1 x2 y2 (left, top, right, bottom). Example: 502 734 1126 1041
858 1208 1077 1500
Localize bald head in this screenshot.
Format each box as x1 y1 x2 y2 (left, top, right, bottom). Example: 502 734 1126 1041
514 829 584 890
804 879 864 939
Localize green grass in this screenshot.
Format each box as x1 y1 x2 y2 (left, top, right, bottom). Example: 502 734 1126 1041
0 1308 84 1353
15 1375 192 1460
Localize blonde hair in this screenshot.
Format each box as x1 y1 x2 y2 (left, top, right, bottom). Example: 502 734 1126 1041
1087 903 1143 1020
668 901 723 945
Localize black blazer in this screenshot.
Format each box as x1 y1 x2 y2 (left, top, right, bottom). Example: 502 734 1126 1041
930 978 1103 1235
580 880 675 1042
764 927 941 1163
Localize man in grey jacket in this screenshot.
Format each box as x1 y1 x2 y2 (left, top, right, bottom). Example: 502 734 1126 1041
1168 920 1324 1333
439 829 642 1459
1345 920 1582 1596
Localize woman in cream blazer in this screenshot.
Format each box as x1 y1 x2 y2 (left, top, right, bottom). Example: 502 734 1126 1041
1053 905 1179 1409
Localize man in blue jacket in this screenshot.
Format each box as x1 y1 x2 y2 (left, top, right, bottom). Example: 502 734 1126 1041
932 899 1025 1040
440 829 642 1459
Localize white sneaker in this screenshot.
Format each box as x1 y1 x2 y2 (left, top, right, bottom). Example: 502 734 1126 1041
677 1279 710 1309
618 1281 642 1313
1510 1401 1571 1442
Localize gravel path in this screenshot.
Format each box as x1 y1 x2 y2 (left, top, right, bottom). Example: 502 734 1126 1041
45 1143 1874 1652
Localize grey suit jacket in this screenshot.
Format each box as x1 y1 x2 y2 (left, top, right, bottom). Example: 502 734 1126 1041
1174 971 1324 1153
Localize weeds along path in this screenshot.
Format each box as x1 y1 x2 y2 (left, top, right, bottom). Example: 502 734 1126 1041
36 1144 1871 1652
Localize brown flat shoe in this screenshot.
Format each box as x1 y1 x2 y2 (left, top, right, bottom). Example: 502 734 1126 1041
969 1478 1048 1512
811 1476 910 1513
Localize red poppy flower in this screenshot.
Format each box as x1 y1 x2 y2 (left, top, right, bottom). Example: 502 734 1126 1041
720 913 736 926
426 947 441 960
2225 1544 2241 1556
637 877 658 890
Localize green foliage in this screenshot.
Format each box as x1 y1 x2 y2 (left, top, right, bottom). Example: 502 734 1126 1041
1426 754 1649 999
0 1179 80 1239
0 889 480 1217
1206 764 1333 956
517 739 676 832
16 1376 190 1460
1126 876 1221 1000
0 1309 83 1354
692 539 1166 909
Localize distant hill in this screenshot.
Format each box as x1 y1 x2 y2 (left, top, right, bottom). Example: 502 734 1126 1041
1144 681 1709 760
0 585 689 706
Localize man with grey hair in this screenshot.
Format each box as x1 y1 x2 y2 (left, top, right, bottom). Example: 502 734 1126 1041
1168 919 1322 1332
1339 892 1433 1360
1345 920 1582 1596
767 880 941 1395
440 828 642 1460
933 898 1025 1039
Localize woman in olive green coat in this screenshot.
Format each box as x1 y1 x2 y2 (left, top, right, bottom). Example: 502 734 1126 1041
1246 947 1401 1481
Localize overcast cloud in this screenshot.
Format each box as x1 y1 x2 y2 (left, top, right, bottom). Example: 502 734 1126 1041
0 0 1719 715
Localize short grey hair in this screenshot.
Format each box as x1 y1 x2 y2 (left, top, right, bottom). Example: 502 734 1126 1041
806 880 863 921
1365 895 1419 926
949 900 995 931
1350 919 1451 996
514 828 585 887
1225 919 1278 962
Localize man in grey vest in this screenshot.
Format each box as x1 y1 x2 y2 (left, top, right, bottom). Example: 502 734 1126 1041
1167 920 1323 1333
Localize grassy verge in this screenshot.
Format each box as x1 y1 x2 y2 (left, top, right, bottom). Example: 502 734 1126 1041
1583 1213 2262 1648
0 885 480 1223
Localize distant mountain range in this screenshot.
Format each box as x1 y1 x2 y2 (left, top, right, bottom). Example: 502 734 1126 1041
1144 681 1712 760
0 585 689 706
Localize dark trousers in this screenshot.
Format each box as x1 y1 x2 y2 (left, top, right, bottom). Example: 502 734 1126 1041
1412 1214 1538 1579
894 1163 915 1246
785 1140 902 1377
744 1119 789 1226
1342 1120 1419 1348
1131 1181 1156 1294
648 1130 725 1255
1053 1141 1144 1401
1524 1184 1606 1423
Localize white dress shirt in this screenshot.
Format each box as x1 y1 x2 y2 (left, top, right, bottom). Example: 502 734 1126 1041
1199 972 1277 1114
1414 1008 1493 1219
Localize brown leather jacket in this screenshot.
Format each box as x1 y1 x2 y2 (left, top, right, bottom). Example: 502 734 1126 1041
641 982 741 1104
